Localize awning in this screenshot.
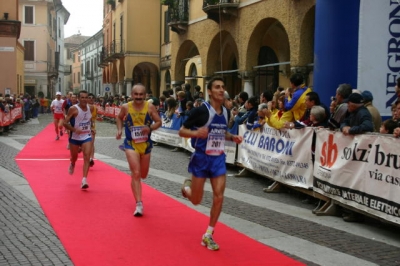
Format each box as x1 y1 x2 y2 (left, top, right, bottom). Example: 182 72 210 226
253 61 291 69
214 69 239 74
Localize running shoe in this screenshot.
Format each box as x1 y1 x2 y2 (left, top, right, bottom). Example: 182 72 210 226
68 163 75 175
118 144 125 152
201 234 219 251
181 179 192 198
81 178 89 189
55 135 60 140
89 159 94 167
133 202 143 217
60 130 63 136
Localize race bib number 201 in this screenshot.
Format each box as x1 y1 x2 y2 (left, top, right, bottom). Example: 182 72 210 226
205 134 225 156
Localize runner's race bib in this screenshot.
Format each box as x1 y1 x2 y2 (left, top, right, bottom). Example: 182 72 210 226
205 133 225 156
131 126 148 143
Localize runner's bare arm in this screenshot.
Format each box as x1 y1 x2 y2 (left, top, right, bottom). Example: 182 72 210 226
148 103 161 132
63 107 78 133
116 104 128 139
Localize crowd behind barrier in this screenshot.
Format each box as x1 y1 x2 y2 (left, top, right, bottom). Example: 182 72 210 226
0 105 23 132
146 113 399 226
64 101 400 226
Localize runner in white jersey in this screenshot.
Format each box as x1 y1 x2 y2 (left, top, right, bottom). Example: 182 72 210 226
63 90 94 189
50 92 65 140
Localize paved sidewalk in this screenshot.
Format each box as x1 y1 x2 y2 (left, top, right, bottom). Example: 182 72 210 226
1 114 400 266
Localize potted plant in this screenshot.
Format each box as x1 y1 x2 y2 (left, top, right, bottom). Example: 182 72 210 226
107 0 116 8
160 0 174 6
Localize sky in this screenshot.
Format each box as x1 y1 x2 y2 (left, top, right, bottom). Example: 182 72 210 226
62 0 103 38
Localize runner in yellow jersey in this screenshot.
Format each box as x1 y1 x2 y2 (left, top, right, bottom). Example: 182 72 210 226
116 84 162 217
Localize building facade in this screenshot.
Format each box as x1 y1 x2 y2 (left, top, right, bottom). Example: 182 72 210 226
100 0 161 96
54 0 70 95
0 0 23 97
160 0 315 99
64 34 90 93
19 0 67 98
80 30 103 96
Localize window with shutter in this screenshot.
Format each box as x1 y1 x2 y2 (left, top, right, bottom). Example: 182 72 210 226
24 41 34 61
25 6 33 24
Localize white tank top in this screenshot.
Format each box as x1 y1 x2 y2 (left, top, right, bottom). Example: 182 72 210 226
71 104 92 141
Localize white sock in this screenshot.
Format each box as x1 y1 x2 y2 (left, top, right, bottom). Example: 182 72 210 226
206 226 214 236
82 177 87 183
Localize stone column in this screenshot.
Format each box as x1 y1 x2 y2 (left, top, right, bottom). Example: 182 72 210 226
125 79 132 96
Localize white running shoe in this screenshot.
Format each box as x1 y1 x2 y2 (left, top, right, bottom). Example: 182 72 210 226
81 178 89 189
133 203 143 217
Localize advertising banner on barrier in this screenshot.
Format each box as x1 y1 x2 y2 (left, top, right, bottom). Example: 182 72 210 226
151 113 183 147
313 129 400 225
151 113 237 164
237 124 314 189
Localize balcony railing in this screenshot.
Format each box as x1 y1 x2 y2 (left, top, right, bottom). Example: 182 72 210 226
47 64 58 79
166 0 189 34
85 71 94 80
202 0 240 23
62 64 72 75
0 20 21 38
109 39 125 58
99 47 109 67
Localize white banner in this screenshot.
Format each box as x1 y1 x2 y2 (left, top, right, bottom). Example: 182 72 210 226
313 129 400 225
237 124 314 189
358 0 399 117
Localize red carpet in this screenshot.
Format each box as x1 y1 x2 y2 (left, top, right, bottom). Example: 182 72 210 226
16 124 303 266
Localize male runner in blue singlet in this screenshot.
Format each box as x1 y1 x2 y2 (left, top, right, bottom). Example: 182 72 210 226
179 77 243 251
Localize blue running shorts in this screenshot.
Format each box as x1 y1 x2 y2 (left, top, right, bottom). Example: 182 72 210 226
188 152 226 178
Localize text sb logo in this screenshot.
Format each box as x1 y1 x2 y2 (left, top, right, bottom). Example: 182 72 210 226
320 134 338 168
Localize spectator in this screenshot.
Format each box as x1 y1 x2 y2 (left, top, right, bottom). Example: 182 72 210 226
31 95 39 118
197 91 205 101
361 90 381 132
184 83 194 102
292 91 329 128
340 93 373 222
23 95 32 121
392 103 398 122
260 90 273 104
340 93 374 136
393 100 400 138
193 85 201 100
237 91 249 117
223 91 233 111
159 95 166 114
380 119 398 134
233 96 258 129
184 101 194 117
194 98 204 108
309 105 327 127
165 97 177 121
328 83 353 130
266 94 294 129
252 103 268 130
284 73 312 121
0 97 5 112
176 91 187 115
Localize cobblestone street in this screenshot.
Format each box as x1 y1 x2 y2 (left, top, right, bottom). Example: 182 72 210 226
1 114 400 266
